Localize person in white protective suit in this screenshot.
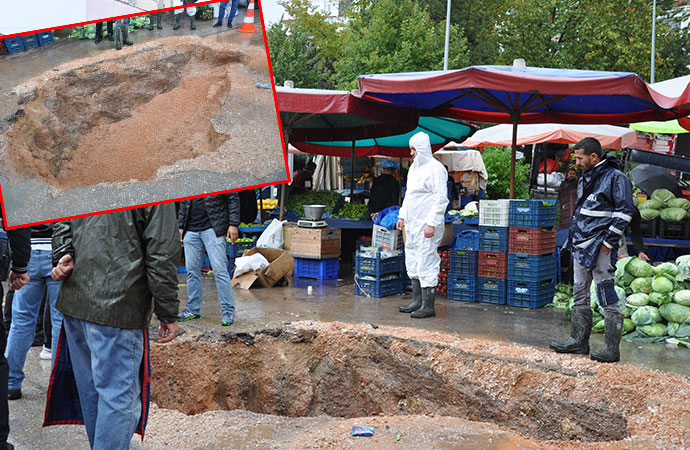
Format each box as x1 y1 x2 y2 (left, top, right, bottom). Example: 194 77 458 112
173 0 197 30
396 132 449 318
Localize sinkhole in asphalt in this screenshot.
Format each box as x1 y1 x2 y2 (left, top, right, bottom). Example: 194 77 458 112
150 327 628 443
6 37 245 188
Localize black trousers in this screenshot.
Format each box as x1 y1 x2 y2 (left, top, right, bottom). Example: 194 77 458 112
95 21 114 38
0 284 10 444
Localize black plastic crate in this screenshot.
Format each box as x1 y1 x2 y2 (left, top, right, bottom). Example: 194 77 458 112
659 219 689 240
449 249 477 276
355 251 404 277
507 278 555 309
638 217 658 238
355 276 404 297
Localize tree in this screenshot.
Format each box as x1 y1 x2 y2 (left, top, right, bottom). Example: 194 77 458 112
482 147 530 199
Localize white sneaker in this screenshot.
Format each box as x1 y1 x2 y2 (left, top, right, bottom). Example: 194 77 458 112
39 345 51 360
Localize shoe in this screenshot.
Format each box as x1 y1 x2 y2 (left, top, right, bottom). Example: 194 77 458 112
7 389 21 400
107 34 114 41
122 27 133 46
115 29 122 50
399 279 422 313
5 442 15 450
39 345 51 360
227 23 233 28
591 311 623 363
550 308 592 355
190 17 196 30
173 14 181 30
213 22 223 27
411 287 436 318
178 311 201 322
95 35 102 44
221 314 234 326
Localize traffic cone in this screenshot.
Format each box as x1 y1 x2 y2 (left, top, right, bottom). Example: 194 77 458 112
237 0 256 33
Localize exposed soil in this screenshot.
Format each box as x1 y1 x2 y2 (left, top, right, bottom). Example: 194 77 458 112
4 35 280 188
150 321 690 449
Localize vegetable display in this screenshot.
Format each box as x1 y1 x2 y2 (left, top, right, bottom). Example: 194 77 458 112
286 190 344 217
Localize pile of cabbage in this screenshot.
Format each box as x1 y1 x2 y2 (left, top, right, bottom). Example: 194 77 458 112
637 188 690 222
551 255 690 346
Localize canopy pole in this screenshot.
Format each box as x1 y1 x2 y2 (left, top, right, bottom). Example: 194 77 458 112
543 144 547 195
510 119 518 199
279 129 289 221
350 140 356 199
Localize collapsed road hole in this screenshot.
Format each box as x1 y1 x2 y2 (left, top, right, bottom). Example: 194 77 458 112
6 36 247 188
151 326 629 443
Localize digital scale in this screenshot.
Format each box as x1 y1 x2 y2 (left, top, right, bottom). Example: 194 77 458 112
297 219 328 228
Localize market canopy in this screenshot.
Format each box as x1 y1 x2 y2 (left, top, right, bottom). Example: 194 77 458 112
358 64 690 197
458 123 637 149
289 116 476 158
631 120 688 135
648 74 690 132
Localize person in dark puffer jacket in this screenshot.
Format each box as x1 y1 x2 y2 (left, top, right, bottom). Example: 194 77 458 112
178 193 240 325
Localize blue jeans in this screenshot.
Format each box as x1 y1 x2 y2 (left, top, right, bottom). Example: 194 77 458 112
63 316 143 450
6 249 63 390
217 0 239 25
183 228 234 317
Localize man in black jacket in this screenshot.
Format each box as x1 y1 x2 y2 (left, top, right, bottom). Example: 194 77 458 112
368 160 400 220
178 193 240 325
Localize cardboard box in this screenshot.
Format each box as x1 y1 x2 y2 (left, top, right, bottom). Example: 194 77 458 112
283 224 341 259
231 247 295 290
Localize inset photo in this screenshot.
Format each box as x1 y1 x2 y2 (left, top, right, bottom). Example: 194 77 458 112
0 0 287 228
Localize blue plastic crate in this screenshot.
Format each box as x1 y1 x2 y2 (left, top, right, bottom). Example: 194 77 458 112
507 278 555 309
509 199 557 228
36 31 54 45
447 275 477 302
449 249 477 276
21 34 39 49
355 251 404 277
479 226 509 252
295 257 339 280
507 253 557 282
4 37 24 54
454 230 479 251
478 276 507 305
234 238 256 255
355 276 403 297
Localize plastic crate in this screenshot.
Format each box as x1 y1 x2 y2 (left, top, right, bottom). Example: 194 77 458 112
21 34 39 49
509 199 557 227
639 217 658 239
659 219 690 240
479 199 511 227
508 227 557 255
507 253 557 282
447 275 477 302
372 224 403 251
454 230 479 251
355 275 404 297
478 276 507 305
507 278 555 309
0 40 7 55
479 226 509 252
449 249 477 276
3 37 24 54
234 238 256 255
478 251 507 278
355 251 404 277
36 31 54 45
295 257 339 280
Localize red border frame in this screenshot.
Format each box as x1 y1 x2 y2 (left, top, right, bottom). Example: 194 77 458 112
1 0 292 230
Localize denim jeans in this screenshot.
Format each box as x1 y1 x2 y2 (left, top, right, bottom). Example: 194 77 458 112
217 0 239 24
6 249 63 390
183 228 234 317
63 316 143 450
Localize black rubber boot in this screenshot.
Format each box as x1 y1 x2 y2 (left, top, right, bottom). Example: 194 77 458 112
399 279 422 313
122 27 133 46
173 13 181 30
148 15 154 30
190 16 196 30
591 311 623 363
550 307 592 354
115 28 122 50
157 14 163 29
411 287 435 318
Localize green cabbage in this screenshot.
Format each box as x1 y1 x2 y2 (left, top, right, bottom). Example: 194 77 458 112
651 275 674 294
652 188 676 204
667 198 690 210
625 257 654 278
622 306 632 318
638 323 668 337
592 311 604 325
623 318 635 334
659 302 690 323
660 207 687 222
647 292 671 307
633 196 640 207
673 290 690 306
630 277 653 294
631 305 662 326
675 255 690 281
626 293 649 307
592 319 605 333
638 199 664 210
666 322 690 338
639 208 660 220
653 262 679 277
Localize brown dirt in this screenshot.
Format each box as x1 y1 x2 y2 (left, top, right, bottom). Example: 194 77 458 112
5 35 280 188
150 321 690 449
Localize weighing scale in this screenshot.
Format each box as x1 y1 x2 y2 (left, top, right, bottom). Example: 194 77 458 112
297 219 328 228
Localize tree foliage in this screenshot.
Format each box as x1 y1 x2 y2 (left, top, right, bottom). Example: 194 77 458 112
482 147 530 199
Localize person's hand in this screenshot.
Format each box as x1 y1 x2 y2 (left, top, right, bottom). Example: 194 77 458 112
600 244 610 255
157 321 178 344
638 252 651 263
227 225 239 244
396 218 404 231
370 212 378 221
9 272 30 290
51 254 74 281
179 229 184 242
424 225 435 238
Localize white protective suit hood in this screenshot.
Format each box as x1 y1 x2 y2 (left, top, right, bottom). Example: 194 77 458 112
409 131 434 166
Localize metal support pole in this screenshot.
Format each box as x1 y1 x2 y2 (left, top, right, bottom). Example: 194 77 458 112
651 0 657 83
443 0 451 71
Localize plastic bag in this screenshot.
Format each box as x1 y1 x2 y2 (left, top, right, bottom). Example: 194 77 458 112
256 219 285 249
233 253 270 277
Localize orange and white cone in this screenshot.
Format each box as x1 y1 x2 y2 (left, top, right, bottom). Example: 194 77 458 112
237 0 256 33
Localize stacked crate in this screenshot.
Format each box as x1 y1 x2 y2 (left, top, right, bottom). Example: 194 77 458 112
447 230 479 302
508 200 558 309
355 249 404 297
478 200 510 304
3 37 24 55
